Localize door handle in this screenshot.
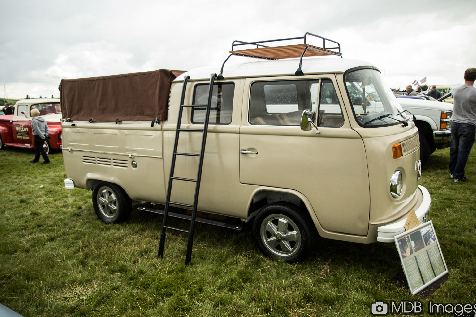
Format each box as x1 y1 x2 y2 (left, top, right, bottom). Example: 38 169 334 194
240 149 258 155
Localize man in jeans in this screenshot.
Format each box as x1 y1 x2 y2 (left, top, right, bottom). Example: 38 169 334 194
449 68 476 183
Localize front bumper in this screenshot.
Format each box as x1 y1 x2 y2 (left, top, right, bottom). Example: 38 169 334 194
377 185 431 242
434 130 451 149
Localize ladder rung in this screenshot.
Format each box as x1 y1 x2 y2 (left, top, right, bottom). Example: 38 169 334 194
177 128 204 132
165 226 189 233
181 104 207 108
175 152 201 157
168 201 193 208
183 105 221 111
171 177 197 182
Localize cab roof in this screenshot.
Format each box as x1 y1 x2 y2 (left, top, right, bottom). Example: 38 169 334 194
175 57 377 81
15 98 60 105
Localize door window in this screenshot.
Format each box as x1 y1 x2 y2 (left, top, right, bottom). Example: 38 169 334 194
192 83 234 124
318 79 345 127
249 79 344 127
17 105 29 117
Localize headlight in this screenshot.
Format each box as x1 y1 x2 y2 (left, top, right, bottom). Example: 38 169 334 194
390 170 403 198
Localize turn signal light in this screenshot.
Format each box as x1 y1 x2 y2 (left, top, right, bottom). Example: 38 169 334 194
441 113 448 119
440 122 447 129
392 143 403 159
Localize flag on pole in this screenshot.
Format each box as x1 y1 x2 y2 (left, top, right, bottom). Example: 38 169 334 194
412 80 418 86
421 77 427 84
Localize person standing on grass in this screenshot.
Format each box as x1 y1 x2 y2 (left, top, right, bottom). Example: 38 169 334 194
449 68 476 183
30 108 50 164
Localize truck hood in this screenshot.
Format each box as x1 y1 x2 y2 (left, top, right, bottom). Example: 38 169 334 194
397 98 453 112
41 114 62 123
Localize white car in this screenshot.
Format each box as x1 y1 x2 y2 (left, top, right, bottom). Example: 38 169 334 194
395 95 452 164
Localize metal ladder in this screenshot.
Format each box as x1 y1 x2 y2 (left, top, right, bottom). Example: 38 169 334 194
158 73 216 265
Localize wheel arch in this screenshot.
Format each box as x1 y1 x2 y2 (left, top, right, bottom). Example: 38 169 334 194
414 119 436 151
246 187 323 236
86 177 131 199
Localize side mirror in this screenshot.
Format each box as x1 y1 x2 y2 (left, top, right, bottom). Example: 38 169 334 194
21 111 28 118
300 110 320 134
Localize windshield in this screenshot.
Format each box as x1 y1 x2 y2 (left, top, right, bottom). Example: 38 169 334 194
345 68 406 127
31 103 61 115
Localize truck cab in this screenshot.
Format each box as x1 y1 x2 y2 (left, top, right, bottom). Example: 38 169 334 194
0 98 62 153
61 34 431 262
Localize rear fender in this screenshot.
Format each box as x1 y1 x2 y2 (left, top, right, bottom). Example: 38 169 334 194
0 124 14 143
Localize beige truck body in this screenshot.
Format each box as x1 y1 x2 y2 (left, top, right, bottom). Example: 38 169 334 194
62 57 431 259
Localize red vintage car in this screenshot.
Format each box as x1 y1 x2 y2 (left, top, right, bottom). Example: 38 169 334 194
0 98 62 154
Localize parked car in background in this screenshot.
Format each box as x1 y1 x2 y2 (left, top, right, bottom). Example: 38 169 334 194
0 98 62 153
434 85 453 103
398 94 438 102
395 95 452 164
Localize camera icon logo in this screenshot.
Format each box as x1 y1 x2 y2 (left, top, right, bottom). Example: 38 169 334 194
371 301 388 315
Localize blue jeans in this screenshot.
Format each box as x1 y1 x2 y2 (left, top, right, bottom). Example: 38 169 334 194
449 122 475 179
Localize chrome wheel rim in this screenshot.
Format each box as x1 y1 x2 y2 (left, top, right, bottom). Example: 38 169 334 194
97 186 118 218
260 214 302 257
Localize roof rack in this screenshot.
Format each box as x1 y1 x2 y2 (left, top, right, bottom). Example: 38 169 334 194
218 32 342 79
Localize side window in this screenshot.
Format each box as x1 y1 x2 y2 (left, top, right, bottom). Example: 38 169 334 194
318 79 344 127
249 80 318 126
17 105 29 116
192 83 234 124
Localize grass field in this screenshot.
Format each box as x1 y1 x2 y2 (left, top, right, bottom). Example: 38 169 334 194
1 146 475 316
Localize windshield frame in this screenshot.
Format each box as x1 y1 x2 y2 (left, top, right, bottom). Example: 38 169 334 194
344 66 406 128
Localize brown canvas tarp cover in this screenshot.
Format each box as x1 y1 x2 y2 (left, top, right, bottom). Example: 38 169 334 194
60 69 185 122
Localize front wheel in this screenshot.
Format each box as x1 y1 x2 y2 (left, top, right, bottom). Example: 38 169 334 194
92 182 132 223
253 203 315 263
419 134 432 165
0 135 4 149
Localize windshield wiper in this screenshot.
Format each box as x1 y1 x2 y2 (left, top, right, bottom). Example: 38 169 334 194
363 113 408 127
395 109 410 126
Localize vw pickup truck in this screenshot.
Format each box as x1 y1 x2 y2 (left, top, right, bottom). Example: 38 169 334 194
61 34 431 262
0 98 62 154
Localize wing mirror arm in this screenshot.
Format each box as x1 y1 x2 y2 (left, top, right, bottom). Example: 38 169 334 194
300 110 320 135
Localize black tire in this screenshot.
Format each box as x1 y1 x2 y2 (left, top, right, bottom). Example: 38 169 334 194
92 182 132 223
253 202 315 263
0 135 4 150
419 134 432 165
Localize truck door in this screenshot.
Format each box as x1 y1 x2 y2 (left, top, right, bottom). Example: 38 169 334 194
12 104 33 147
164 79 252 219
239 77 371 236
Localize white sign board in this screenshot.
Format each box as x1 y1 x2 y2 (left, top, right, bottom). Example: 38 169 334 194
395 221 448 295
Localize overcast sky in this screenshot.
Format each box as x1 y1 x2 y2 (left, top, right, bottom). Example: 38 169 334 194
1 0 475 99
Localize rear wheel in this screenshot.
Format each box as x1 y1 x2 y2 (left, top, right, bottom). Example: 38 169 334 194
92 182 132 223
253 203 315 263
